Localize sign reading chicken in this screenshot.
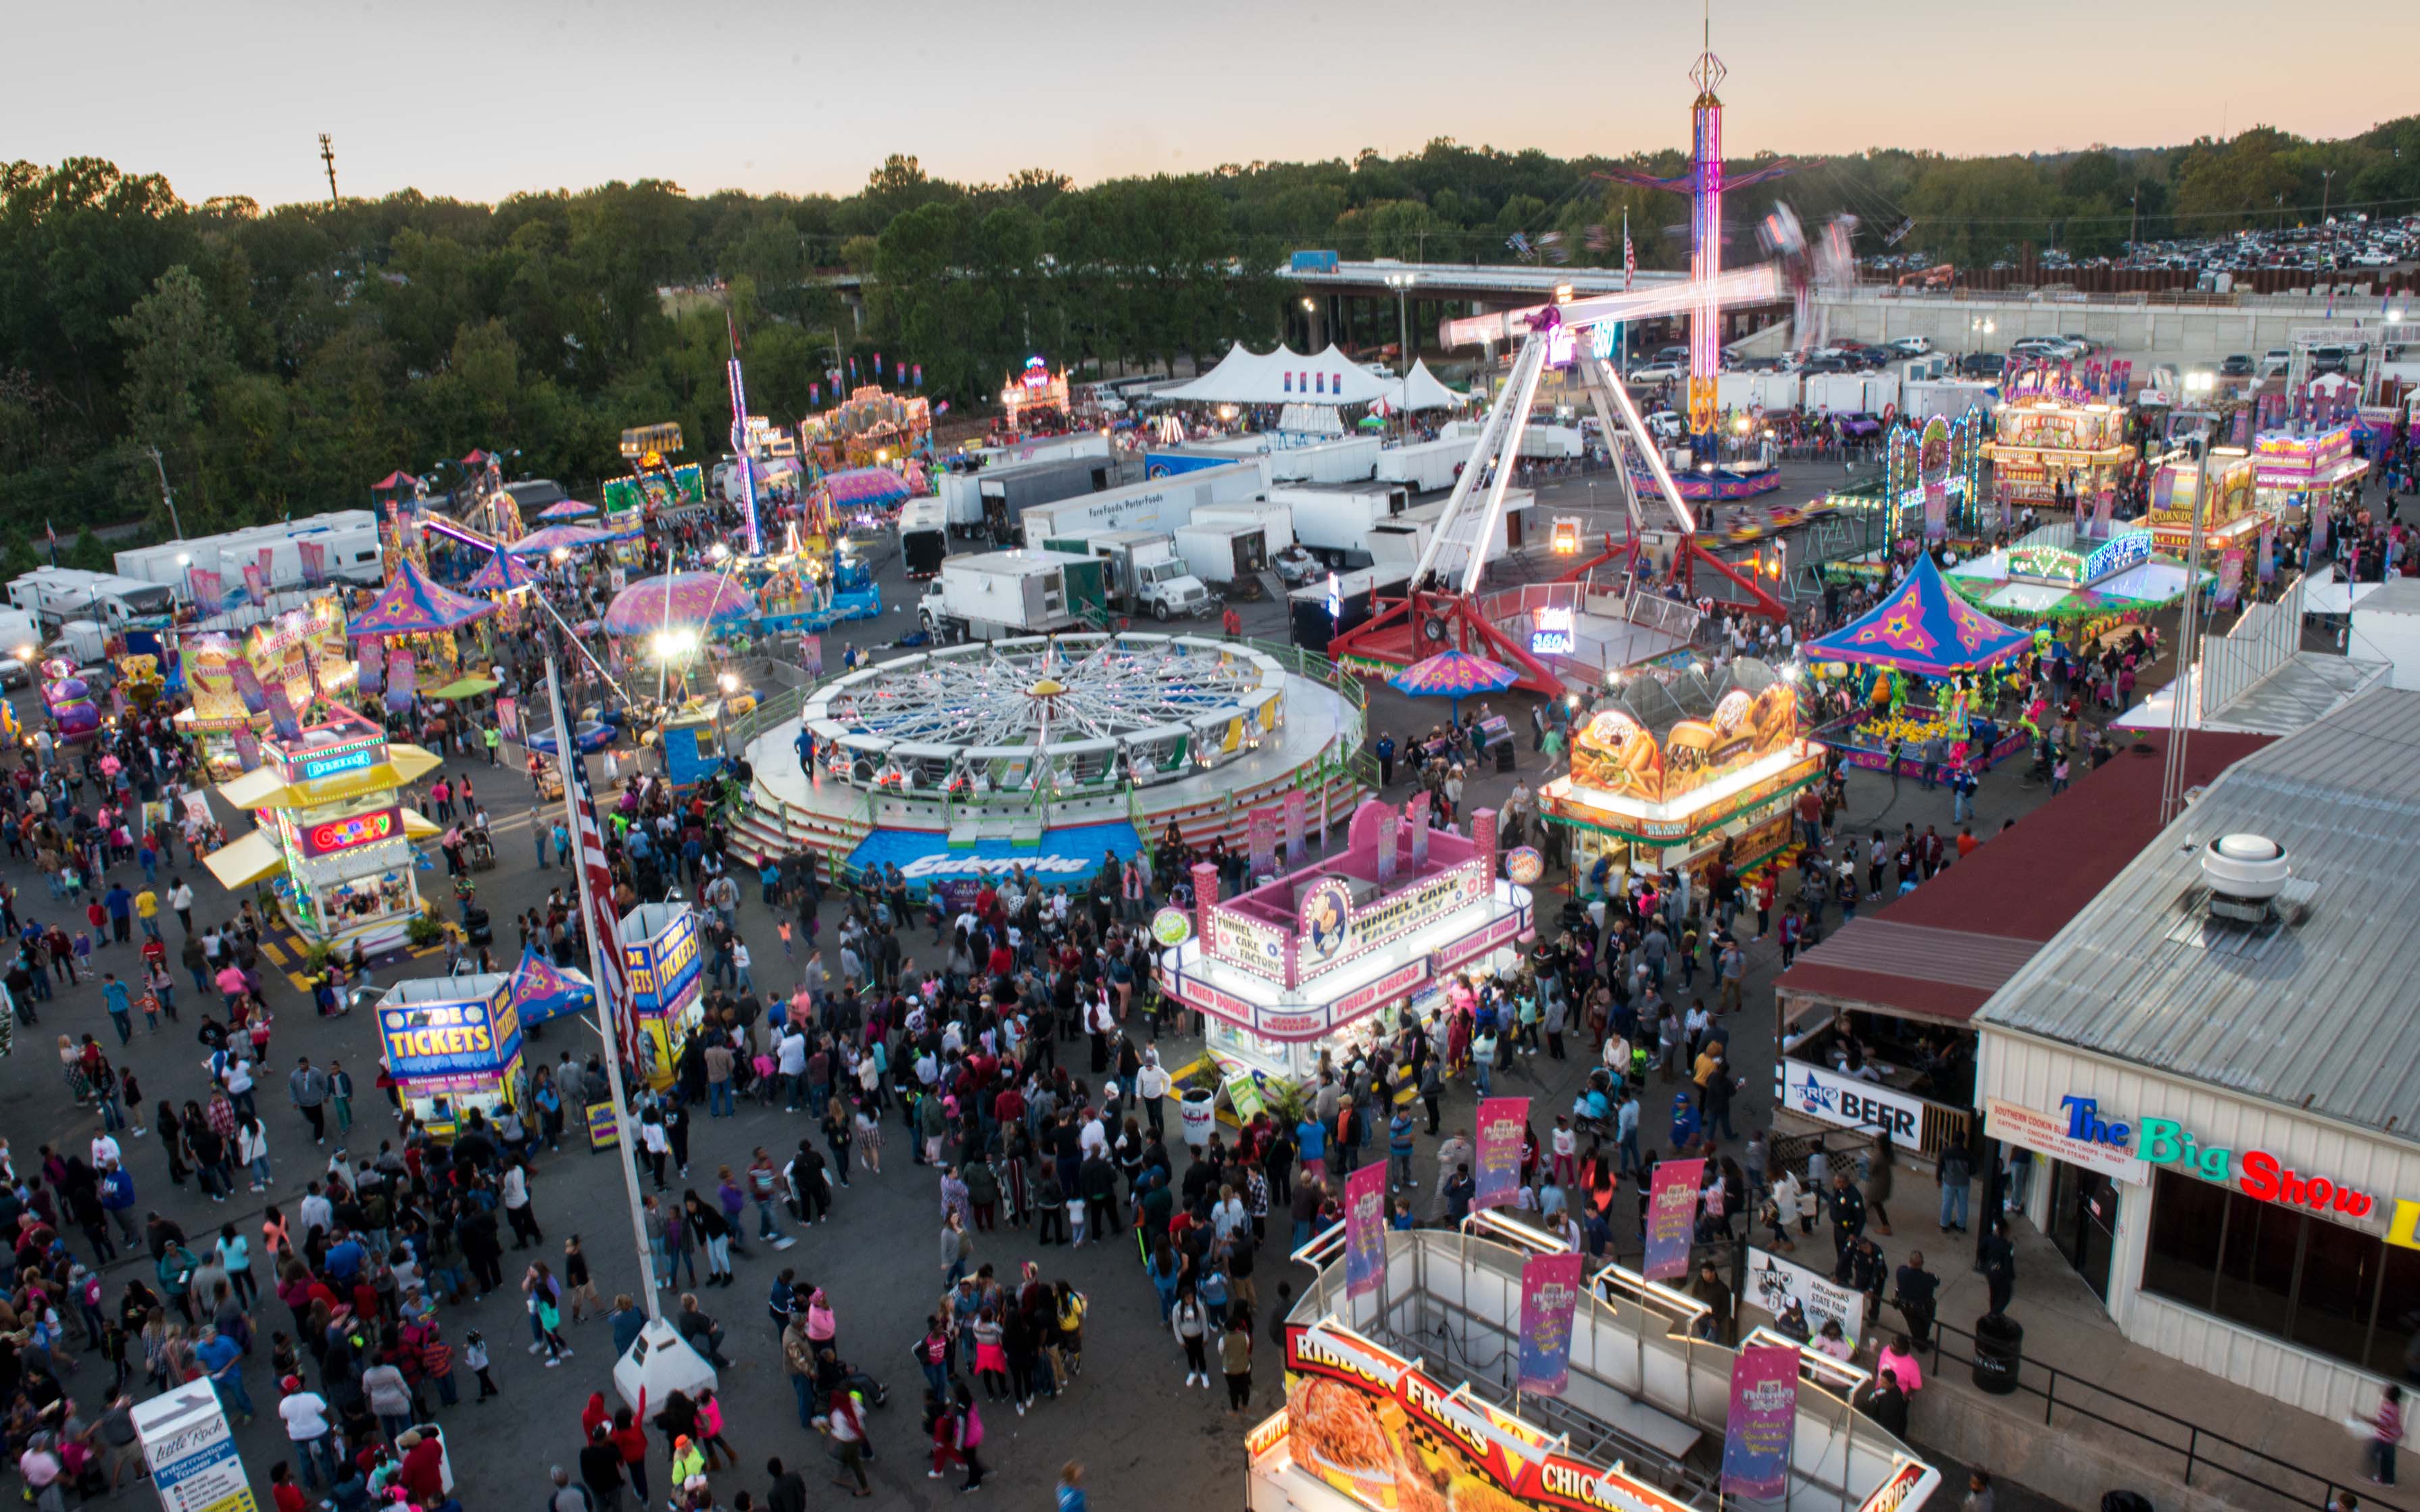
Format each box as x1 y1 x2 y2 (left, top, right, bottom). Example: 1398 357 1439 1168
1566 680 1794 808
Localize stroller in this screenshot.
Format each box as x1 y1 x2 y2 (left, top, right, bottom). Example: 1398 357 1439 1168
464 827 497 872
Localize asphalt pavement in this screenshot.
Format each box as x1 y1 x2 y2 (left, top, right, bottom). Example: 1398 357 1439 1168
0 486 2097 1512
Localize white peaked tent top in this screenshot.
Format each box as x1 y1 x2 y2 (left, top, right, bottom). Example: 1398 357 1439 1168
1160 342 1392 405
1388 357 1471 411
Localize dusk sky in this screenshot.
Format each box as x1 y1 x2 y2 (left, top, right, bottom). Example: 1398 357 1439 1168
15 0 2409 207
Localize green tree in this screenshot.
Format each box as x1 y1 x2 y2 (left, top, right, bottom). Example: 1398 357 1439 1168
110 263 230 528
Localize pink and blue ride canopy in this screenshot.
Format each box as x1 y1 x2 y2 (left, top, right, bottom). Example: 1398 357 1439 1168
505 522 635 556
1388 649 1521 699
601 572 759 636
465 547 543 594
350 558 499 637
537 499 598 520
1806 553 2030 672
817 467 912 509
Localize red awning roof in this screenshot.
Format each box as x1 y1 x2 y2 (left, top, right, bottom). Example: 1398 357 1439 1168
1776 731 2277 1025
460 449 489 465
372 470 419 489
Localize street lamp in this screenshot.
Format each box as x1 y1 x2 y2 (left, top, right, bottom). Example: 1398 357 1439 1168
1383 271 1416 370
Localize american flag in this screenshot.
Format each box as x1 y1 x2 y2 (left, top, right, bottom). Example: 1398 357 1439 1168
546 659 635 1067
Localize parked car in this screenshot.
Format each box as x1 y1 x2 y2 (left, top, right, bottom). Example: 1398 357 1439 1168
0 658 26 690
1959 353 2006 376
1885 336 1933 357
2219 354 2254 376
1627 363 1683 384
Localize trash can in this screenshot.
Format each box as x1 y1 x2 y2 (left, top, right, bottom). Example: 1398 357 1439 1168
1493 738 1516 774
1180 1088 1216 1149
1971 1311 2023 1394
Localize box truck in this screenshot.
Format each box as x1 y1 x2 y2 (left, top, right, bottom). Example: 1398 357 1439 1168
7 568 176 629
1400 487 1535 564
1016 461 1266 546
1188 501 1295 549
897 499 949 579
1039 530 1212 622
1171 523 1268 588
1287 566 1412 650
1265 481 1409 568
917 551 1108 642
114 511 384 600
1376 437 1468 494
939 455 1131 542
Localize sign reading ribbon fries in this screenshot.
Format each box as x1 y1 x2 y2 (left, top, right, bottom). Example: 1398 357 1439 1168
1283 1324 1692 1512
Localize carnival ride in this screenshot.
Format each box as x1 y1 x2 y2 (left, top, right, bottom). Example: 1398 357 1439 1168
608 423 707 518
1326 190 1854 697
800 634 1287 796
1591 30 1810 495
1804 553 2038 776
733 630 1373 878
999 356 1072 438
803 385 932 474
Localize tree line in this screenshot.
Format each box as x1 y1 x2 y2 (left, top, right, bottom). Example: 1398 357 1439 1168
2 118 2414 555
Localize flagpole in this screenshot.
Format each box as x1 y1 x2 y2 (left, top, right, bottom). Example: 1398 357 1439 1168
543 653 666 1320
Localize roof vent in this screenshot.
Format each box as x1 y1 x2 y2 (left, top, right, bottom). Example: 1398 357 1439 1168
2202 833 2289 923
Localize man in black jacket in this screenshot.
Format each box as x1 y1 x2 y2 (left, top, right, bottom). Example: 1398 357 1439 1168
578 1426 626 1512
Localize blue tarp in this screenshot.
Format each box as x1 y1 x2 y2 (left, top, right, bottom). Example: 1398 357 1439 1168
847 821 1139 895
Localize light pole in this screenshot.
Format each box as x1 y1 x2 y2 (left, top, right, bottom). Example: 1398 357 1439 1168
1383 271 1416 372
145 445 186 540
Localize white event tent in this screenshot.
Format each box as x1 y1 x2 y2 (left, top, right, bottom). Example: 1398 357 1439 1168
1160 343 1396 406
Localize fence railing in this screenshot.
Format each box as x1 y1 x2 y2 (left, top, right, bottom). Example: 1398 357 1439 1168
1914 1313 2404 1512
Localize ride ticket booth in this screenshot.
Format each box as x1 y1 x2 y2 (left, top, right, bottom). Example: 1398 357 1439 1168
378 973 526 1138
621 903 706 1089
1157 799 1533 1093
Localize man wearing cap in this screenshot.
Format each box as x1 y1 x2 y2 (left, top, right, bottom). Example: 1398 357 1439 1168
276 1374 339 1490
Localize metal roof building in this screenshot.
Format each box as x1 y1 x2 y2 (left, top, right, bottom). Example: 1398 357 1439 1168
1979 685 2420 1142
1974 686 2420 1423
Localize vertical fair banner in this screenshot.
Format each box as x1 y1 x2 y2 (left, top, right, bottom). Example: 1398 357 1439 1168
1517 1251 1585 1396
1643 1157 1705 1281
1344 1161 1388 1300
1283 788 1308 868
1473 1096 1529 1212
1406 790 1431 868
1721 1344 1799 1501
1247 806 1279 880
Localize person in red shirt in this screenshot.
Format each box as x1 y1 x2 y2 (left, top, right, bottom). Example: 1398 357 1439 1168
397 1430 445 1505
268 1463 306 1512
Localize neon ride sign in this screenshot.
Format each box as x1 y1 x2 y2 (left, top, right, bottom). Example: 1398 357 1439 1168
1531 606 1576 655
303 808 400 859
2062 1095 2378 1220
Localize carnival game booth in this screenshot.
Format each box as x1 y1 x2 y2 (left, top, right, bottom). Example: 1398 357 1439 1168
1804 556 2033 779
1258 1218 1942 1512
1157 799 1533 1090
349 559 500 701
174 595 356 780
2252 424 2370 524
376 971 526 1138
737 631 1372 876
1981 397 2135 530
1540 658 1819 888
1941 523 2202 632
204 707 445 951
2142 447 2268 561
620 903 705 1090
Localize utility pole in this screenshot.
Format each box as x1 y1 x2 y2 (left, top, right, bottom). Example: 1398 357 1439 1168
145 446 186 541
2319 169 2336 269
318 134 339 205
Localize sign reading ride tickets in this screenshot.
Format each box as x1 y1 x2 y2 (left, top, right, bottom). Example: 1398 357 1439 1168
1283 1323 1694 1512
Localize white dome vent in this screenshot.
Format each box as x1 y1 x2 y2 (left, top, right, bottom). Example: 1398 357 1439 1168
2202 833 2289 922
